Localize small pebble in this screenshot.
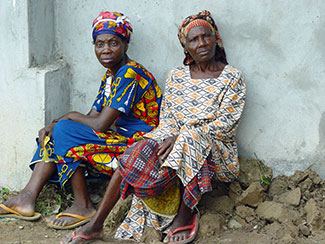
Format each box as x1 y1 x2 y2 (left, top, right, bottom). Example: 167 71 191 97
19 225 24 230
299 224 310 236
228 218 242 229
45 235 49 238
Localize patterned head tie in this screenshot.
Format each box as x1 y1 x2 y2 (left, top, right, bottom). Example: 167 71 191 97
177 10 227 65
92 11 133 43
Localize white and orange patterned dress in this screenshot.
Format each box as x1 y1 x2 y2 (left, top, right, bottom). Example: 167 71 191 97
146 64 246 184
115 64 246 241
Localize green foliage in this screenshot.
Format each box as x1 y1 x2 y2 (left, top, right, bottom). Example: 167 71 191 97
34 186 65 215
261 175 271 185
35 200 53 215
0 188 9 201
254 153 271 185
57 194 62 207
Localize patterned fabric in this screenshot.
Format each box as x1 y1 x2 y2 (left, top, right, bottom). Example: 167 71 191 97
141 180 180 217
92 61 162 138
115 196 174 241
30 62 162 187
92 11 132 42
115 64 246 241
119 139 180 216
146 65 245 185
183 156 216 208
177 10 227 65
31 120 141 186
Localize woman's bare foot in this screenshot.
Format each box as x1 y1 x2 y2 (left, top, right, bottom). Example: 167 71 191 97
164 201 197 243
61 220 104 244
47 202 95 227
0 190 35 216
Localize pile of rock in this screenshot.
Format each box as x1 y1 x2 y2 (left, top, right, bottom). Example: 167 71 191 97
197 158 325 242
102 157 325 243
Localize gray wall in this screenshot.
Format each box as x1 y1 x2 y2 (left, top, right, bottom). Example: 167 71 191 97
1 0 324 189
55 0 325 176
0 0 70 189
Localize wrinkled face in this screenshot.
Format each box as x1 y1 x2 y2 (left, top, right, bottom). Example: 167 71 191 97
185 25 216 64
94 33 128 69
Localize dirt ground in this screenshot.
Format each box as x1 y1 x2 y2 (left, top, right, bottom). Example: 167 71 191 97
2 158 325 244
0 219 322 244
1 219 325 244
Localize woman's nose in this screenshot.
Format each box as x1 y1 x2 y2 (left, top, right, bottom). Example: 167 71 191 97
102 43 111 53
198 36 207 47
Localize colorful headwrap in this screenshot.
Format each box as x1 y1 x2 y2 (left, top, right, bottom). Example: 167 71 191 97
92 11 133 43
178 10 227 65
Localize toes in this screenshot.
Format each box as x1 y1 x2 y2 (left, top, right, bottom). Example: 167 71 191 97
60 219 70 226
55 219 62 226
61 233 73 244
170 233 187 243
49 216 73 226
171 235 179 242
47 215 56 224
49 216 60 226
56 218 68 226
169 235 176 242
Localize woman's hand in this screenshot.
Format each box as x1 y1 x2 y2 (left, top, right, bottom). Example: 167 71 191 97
38 123 55 147
157 135 178 162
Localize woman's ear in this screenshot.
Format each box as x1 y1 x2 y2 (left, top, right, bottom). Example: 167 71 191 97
124 42 129 54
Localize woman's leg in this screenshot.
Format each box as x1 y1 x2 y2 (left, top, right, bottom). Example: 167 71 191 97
61 169 122 244
48 166 96 227
0 161 56 216
165 199 194 243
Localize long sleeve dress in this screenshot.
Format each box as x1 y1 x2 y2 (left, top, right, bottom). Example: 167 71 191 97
115 64 246 241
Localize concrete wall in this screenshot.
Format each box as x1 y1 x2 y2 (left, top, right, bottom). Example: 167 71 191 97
1 0 324 189
0 0 33 189
54 0 325 177
0 0 70 190
28 0 55 66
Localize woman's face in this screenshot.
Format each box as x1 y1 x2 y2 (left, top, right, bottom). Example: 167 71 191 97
94 34 128 69
185 25 216 64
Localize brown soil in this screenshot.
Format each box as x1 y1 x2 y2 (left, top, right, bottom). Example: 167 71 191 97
2 158 325 244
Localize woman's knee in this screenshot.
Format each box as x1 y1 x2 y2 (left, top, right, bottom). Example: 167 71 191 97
52 120 79 138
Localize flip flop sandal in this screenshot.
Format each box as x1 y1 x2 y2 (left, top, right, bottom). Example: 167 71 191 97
168 210 200 244
0 204 41 221
47 211 96 230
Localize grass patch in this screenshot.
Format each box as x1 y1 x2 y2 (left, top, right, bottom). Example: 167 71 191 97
0 187 9 201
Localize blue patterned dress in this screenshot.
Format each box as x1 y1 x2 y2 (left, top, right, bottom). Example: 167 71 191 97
30 61 162 186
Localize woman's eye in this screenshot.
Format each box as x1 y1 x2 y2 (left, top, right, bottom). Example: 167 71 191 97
96 42 103 48
110 41 118 46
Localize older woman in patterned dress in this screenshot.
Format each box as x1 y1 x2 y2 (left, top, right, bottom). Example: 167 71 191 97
115 10 246 244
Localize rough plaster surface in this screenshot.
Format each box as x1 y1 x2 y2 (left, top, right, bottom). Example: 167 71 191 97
54 0 325 175
1 0 325 189
45 62 71 125
0 0 70 189
28 0 55 66
0 0 33 189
